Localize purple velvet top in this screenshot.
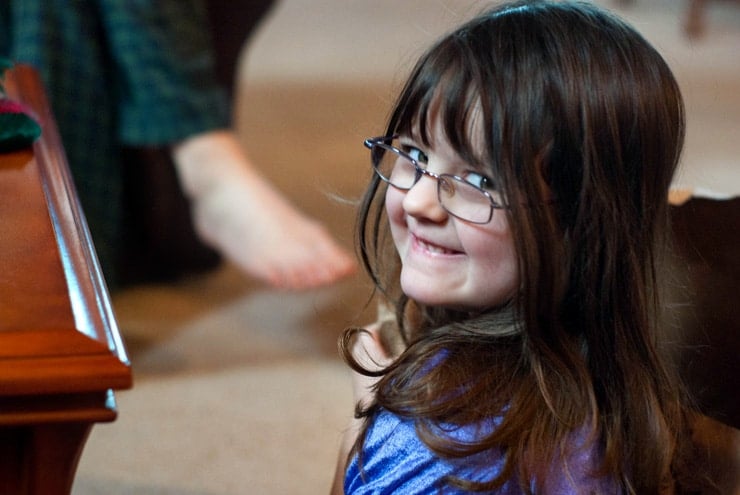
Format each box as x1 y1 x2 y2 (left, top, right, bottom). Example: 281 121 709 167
345 408 618 494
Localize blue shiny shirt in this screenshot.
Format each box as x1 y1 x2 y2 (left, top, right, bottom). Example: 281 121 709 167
345 408 617 494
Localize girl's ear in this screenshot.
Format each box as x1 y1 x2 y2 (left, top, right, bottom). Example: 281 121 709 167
534 140 555 193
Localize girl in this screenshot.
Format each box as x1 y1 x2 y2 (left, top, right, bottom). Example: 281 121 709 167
334 1 695 493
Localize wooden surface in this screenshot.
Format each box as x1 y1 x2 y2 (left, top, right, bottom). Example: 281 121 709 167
0 65 132 494
669 197 740 430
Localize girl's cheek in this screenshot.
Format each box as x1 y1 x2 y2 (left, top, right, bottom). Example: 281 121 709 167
385 188 406 224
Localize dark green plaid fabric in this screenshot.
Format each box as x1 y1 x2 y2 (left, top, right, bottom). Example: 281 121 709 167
0 0 230 284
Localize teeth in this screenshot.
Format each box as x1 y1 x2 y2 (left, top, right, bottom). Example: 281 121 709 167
418 237 453 254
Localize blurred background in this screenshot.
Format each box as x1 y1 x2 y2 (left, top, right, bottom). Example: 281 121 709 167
73 1 739 493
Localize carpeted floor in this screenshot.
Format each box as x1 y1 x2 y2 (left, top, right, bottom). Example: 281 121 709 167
72 1 740 494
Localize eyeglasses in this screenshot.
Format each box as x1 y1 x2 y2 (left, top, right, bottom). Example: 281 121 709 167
364 135 503 224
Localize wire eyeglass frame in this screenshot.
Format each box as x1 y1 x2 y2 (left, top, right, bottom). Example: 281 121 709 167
364 135 503 224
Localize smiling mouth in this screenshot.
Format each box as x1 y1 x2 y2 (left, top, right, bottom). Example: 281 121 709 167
413 234 460 255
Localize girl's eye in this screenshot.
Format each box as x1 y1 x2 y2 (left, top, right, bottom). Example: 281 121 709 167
464 171 496 191
401 144 429 164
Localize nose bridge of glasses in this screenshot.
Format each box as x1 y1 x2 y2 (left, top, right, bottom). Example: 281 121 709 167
395 150 455 198
408 159 452 196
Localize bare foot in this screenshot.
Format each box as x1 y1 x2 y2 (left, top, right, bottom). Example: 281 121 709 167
194 170 356 289
172 130 356 289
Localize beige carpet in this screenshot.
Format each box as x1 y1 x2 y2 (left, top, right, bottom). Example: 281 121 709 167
72 1 740 494
72 80 387 494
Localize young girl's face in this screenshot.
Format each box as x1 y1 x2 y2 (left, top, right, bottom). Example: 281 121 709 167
385 118 520 310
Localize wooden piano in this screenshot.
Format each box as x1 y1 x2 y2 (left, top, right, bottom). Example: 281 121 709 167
0 65 132 494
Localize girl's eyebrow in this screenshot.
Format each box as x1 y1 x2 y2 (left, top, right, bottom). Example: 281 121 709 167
398 134 428 151
400 129 421 141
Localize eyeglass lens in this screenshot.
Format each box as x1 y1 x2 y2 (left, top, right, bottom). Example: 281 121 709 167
372 140 494 224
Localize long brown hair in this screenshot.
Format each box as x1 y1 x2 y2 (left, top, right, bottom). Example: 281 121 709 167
343 1 689 492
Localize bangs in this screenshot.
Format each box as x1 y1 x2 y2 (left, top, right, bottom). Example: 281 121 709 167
387 34 492 173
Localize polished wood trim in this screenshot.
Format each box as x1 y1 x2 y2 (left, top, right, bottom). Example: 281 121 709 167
0 64 132 495
0 65 132 397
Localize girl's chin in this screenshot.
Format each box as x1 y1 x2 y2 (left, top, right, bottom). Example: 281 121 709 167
400 272 517 312
400 279 463 309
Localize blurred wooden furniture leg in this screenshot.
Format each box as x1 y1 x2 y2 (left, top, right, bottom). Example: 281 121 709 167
205 0 277 95
0 424 90 494
667 193 740 493
684 0 740 39
669 195 739 428
685 0 707 38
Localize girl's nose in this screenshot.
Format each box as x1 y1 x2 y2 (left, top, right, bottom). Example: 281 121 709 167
401 174 448 223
